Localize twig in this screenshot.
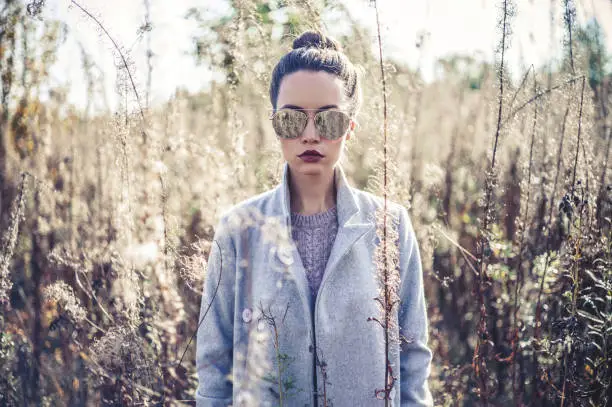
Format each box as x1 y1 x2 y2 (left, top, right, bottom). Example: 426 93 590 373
501 75 583 128
570 77 586 196
176 240 224 368
70 1 145 124
372 1 393 404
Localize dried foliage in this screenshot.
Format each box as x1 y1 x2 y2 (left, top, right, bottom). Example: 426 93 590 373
0 0 610 406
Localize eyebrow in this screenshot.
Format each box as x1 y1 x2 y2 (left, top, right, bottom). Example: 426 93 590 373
279 104 339 111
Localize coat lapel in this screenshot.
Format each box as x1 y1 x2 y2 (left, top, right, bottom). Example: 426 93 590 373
270 162 374 311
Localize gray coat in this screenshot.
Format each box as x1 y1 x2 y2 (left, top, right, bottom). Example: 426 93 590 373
196 162 433 407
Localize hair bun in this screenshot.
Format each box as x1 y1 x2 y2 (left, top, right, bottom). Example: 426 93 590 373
292 30 342 52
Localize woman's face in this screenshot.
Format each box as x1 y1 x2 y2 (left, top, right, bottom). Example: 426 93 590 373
275 70 356 177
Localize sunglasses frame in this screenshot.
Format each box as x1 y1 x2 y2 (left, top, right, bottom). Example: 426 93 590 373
269 108 358 140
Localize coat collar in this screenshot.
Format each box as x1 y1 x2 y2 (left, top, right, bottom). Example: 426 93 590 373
271 161 374 311
276 161 362 228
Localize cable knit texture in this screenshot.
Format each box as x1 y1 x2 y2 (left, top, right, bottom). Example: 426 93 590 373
290 205 338 303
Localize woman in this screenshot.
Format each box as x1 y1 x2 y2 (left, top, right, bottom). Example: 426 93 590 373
196 30 433 407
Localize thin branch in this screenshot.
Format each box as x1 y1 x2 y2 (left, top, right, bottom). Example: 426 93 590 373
501 75 584 128
570 77 586 196
70 1 145 123
373 1 393 403
176 240 223 368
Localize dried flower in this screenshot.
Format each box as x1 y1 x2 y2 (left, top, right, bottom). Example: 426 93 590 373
43 281 86 323
178 238 209 291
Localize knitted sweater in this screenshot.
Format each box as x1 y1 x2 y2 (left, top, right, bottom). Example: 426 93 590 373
290 205 338 306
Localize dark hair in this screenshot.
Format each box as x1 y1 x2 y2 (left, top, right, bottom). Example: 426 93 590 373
269 30 362 118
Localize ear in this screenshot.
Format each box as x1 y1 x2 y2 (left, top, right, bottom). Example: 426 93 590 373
346 120 356 140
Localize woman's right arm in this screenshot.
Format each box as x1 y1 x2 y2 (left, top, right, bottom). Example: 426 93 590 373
196 223 236 407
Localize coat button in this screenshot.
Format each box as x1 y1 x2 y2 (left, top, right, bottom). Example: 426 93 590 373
242 307 252 323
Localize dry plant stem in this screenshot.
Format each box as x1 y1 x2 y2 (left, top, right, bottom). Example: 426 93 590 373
70 0 145 124
501 75 583 128
570 77 586 197
275 327 283 406
510 75 538 403
21 172 114 324
66 0 146 221
534 78 585 400
431 224 478 263
87 354 163 400
431 224 479 275
159 174 170 276
472 0 511 402
472 1 513 402
143 0 152 108
560 235 583 407
74 267 114 323
551 104 571 225
443 84 465 226
0 172 27 304
7 305 66 398
176 241 223 369
0 1 18 182
409 82 424 206
260 304 286 406
563 0 576 75
69 130 77 250
84 315 106 333
0 172 26 264
119 130 132 224
491 1 508 171
533 100 570 400
507 65 534 110
533 101 570 397
373 1 392 403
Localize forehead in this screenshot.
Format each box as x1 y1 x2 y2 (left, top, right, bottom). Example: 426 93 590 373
277 70 345 109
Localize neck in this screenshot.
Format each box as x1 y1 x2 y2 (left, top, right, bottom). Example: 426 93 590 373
288 167 337 215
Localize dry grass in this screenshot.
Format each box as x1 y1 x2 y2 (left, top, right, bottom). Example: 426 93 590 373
0 0 610 406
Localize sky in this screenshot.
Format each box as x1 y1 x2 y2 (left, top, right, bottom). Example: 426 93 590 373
33 0 612 112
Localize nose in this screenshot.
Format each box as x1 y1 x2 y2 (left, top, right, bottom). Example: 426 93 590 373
301 112 320 142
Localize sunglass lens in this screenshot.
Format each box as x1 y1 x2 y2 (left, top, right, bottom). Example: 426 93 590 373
272 110 307 139
315 110 351 140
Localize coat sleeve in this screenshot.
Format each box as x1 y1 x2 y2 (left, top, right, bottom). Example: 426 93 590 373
196 219 236 407
397 206 434 406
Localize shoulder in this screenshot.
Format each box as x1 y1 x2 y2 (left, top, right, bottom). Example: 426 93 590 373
214 186 280 237
350 187 418 248
351 187 410 224
221 187 277 218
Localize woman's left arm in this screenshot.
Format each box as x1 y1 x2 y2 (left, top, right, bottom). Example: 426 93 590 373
397 206 434 407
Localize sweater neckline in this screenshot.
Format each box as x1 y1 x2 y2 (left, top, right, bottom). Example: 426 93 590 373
290 206 337 227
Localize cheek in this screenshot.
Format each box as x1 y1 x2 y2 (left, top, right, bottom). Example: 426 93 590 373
279 139 297 154
322 138 344 150
325 138 343 145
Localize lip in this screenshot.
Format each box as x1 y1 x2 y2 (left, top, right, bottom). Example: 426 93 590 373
300 155 322 163
298 150 324 157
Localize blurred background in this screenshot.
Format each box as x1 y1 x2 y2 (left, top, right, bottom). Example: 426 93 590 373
0 0 610 405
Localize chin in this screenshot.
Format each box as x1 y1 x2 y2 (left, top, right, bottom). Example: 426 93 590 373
294 159 334 175
297 161 321 171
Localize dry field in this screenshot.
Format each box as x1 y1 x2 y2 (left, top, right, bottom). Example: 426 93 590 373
0 0 610 406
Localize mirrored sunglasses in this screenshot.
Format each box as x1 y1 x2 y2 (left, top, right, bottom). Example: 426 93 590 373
270 108 352 141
